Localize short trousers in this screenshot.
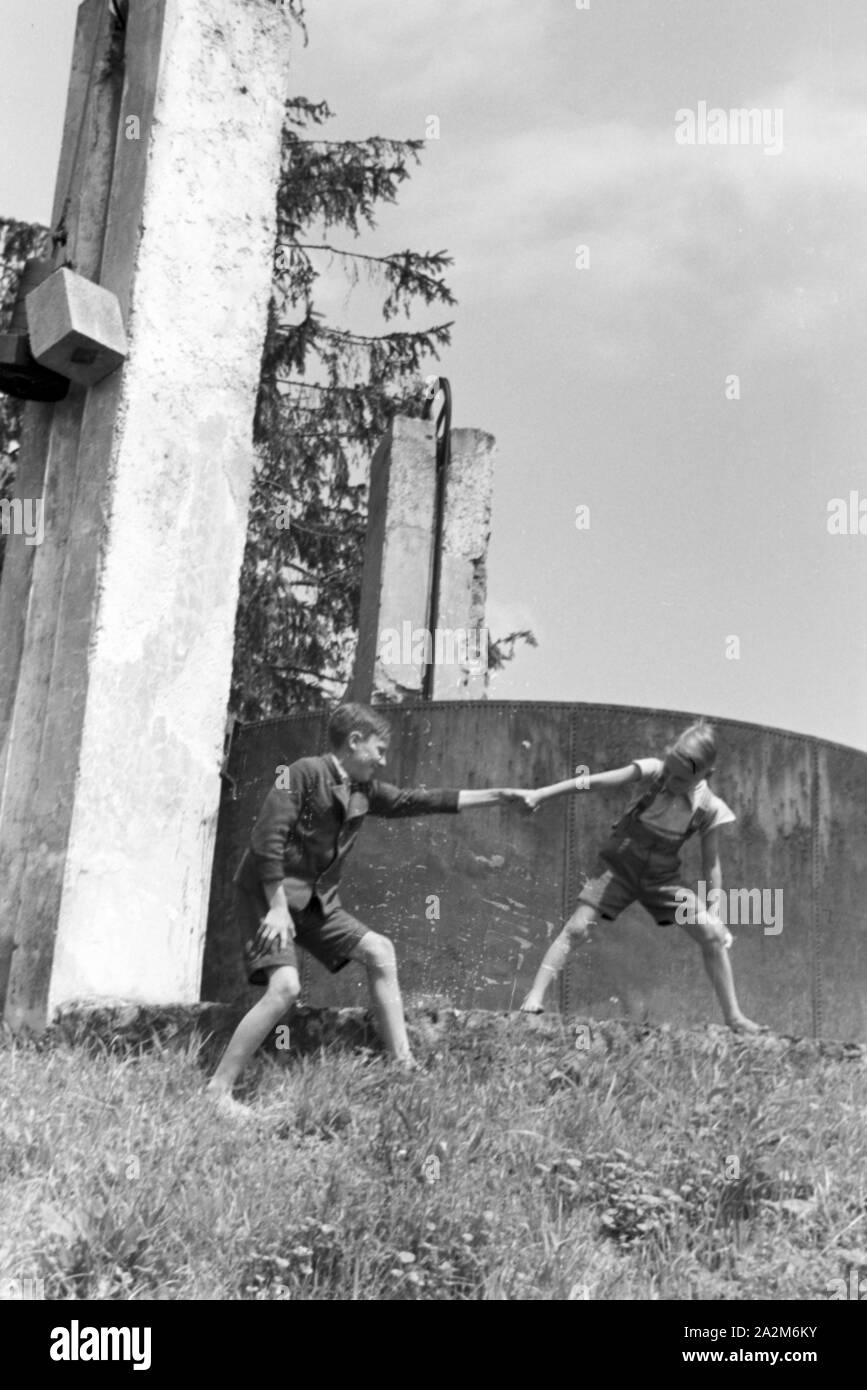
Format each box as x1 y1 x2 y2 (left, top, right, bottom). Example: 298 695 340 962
574 828 698 928
236 881 369 984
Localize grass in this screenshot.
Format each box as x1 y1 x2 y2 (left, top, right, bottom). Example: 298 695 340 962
0 1006 865 1301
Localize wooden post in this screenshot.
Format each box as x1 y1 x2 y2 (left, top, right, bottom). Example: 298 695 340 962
0 0 294 1028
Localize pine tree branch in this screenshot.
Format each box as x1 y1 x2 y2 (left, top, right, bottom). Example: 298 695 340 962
286 242 457 308
231 90 455 714
311 322 454 346
293 137 425 151
268 660 345 683
282 558 358 585
268 380 379 393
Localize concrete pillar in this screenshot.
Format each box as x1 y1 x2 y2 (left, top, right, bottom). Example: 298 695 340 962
431 428 496 700
0 0 294 1029
349 415 438 702
348 416 496 703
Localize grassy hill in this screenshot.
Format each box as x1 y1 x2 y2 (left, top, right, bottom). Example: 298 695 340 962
1 1004 865 1301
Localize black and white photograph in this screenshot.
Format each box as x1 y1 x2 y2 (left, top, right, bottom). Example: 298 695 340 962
0 0 865 1340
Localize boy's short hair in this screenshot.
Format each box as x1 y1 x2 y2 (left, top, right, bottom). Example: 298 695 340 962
327 702 392 750
669 719 717 775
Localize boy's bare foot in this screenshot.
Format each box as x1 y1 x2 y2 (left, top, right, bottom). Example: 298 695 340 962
207 1090 259 1123
207 1088 287 1126
726 1014 768 1035
519 999 545 1015
393 1054 420 1073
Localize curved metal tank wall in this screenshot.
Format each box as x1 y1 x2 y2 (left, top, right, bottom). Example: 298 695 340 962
203 703 867 1040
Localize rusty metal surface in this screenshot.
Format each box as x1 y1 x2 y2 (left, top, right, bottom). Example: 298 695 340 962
815 741 867 1039
203 702 867 1040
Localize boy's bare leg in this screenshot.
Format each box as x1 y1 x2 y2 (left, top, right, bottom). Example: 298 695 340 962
520 906 596 1012
350 932 414 1065
207 965 300 1107
681 920 764 1033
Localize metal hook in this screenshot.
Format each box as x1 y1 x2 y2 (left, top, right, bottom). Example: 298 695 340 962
422 375 452 447
420 377 451 700
109 0 129 30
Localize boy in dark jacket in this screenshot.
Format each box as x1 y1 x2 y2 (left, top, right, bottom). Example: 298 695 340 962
208 702 508 1117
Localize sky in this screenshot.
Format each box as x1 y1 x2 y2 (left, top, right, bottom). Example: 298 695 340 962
2 0 866 751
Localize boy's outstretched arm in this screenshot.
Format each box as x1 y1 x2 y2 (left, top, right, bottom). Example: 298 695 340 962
503 762 641 811
457 788 510 808
368 782 518 817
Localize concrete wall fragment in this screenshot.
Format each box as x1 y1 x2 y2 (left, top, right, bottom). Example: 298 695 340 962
349 417 497 703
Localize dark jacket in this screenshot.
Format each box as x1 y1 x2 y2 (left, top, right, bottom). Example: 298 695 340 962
233 754 461 911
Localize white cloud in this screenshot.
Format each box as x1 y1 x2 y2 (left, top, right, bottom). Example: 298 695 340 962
376 73 867 374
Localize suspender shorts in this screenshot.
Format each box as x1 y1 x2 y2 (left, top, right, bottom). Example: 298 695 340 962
571 776 703 928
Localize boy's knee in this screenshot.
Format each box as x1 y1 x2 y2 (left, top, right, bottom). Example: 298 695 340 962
565 908 595 945
694 913 731 949
358 932 396 973
265 968 300 1011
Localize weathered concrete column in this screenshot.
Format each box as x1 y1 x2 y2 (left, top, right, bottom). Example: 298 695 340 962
0 0 294 1028
431 428 496 700
348 415 438 702
348 415 496 703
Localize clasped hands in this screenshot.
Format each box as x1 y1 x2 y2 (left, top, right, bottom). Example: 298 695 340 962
497 788 540 814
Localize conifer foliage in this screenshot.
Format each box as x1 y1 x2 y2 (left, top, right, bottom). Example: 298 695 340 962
235 93 456 717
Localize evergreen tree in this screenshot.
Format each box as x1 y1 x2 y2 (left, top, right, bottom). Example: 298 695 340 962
233 94 456 717
0 13 534 706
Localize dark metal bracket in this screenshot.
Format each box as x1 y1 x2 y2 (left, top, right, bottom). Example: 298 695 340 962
219 713 240 800
420 377 451 700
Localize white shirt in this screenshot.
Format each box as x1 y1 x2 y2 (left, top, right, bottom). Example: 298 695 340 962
630 757 736 844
